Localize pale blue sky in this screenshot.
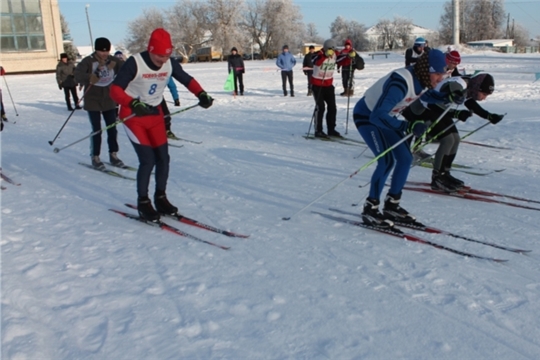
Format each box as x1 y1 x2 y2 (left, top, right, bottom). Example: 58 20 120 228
59 0 540 48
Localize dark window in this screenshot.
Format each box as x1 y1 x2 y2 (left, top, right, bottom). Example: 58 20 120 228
0 0 46 52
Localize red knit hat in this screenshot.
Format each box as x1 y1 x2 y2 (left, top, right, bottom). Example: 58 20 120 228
148 28 173 56
446 50 461 64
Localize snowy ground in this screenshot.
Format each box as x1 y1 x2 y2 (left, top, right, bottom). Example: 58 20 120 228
2 50 540 359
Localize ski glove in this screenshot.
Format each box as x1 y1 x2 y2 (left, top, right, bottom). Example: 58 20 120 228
130 99 155 117
325 49 334 57
174 99 180 107
488 113 504 124
349 51 356 58
58 84 62 90
408 120 427 137
198 91 214 109
454 110 472 122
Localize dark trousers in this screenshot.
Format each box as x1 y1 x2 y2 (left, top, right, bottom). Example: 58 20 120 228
341 67 355 90
63 86 79 108
281 71 294 94
88 109 119 157
312 85 337 132
131 142 169 197
233 72 244 94
306 70 313 91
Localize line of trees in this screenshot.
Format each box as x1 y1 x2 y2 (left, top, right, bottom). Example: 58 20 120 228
438 0 530 46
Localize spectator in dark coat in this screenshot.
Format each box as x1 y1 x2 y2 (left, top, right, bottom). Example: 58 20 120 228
405 37 426 67
302 45 316 96
336 39 357 96
74 37 125 170
56 53 81 111
227 47 245 95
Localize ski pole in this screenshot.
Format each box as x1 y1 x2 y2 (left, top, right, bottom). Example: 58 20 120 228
48 85 93 146
282 133 413 221
164 103 199 119
2 75 19 118
53 113 136 153
345 63 354 134
459 114 506 141
411 104 454 151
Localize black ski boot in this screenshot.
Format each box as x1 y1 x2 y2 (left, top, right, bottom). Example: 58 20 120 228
362 198 394 229
383 193 416 223
444 171 465 189
138 196 160 222
154 190 178 215
431 170 459 193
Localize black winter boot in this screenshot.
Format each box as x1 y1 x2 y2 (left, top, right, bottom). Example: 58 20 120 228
383 193 416 223
154 190 178 215
362 198 394 229
138 196 160 222
431 170 459 193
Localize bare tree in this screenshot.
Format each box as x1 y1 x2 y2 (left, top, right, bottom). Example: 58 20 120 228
511 23 530 47
439 0 506 44
206 0 247 56
373 16 412 50
125 8 167 54
60 13 77 60
167 0 210 59
305 22 324 44
244 0 304 58
330 16 369 51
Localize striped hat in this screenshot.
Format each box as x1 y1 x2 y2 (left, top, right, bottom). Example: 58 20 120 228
446 50 461 64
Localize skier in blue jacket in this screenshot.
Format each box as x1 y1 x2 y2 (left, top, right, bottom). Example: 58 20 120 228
353 49 465 229
276 45 297 96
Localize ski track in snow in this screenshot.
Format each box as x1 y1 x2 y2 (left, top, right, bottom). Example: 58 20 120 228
2 51 540 359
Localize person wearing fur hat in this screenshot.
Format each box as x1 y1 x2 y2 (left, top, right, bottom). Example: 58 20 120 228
405 37 426 67
276 45 296 96
228 47 245 96
311 39 340 137
75 37 126 170
56 53 81 111
353 49 465 229
404 72 504 192
110 28 214 222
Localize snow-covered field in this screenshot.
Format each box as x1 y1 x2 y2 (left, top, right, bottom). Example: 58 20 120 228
2 50 540 359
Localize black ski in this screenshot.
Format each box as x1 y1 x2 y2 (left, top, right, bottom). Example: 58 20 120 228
109 209 230 250
104 162 138 171
313 211 507 262
0 168 21 186
303 135 365 147
125 204 249 238
328 208 530 254
78 162 136 180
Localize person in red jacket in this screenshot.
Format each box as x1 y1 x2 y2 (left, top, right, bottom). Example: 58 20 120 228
311 39 340 138
336 39 356 96
110 28 214 222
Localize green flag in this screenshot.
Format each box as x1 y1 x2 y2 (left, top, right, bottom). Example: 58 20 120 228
224 71 235 91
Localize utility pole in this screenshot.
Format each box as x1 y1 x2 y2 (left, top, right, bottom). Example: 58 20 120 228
452 0 460 46
85 4 94 50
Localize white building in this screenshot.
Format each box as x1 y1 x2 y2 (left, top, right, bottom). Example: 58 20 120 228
364 24 437 51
